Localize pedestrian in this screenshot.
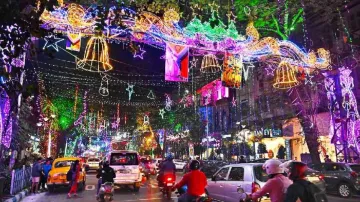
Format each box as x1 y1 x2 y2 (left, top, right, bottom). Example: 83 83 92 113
324 155 331 163
31 157 42 194
251 159 292 202
284 161 327 202
41 159 52 190
68 160 81 198
239 156 246 163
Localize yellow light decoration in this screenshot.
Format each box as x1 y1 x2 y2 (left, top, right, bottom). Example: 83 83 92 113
246 21 260 42
67 3 93 28
201 54 221 73
76 35 113 72
163 9 180 24
316 48 331 69
248 37 280 55
273 61 299 89
58 0 63 7
308 51 316 66
221 54 242 88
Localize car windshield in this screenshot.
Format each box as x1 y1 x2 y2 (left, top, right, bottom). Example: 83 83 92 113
110 153 139 165
54 160 76 168
254 165 268 182
88 158 99 162
350 165 360 172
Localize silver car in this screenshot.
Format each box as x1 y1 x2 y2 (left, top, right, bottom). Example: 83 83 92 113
206 163 326 202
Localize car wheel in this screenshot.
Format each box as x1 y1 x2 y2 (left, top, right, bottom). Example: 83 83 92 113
338 183 352 198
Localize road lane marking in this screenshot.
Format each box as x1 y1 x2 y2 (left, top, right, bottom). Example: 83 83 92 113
85 185 95 190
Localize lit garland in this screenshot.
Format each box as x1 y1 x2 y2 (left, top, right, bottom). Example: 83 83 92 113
1 96 12 148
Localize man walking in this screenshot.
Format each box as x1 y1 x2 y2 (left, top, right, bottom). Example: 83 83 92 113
31 158 42 194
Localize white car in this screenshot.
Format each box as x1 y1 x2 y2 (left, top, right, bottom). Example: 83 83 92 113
173 159 187 170
108 150 142 192
87 157 100 170
153 158 163 171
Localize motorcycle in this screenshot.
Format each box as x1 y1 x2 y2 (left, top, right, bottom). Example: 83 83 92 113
238 187 253 202
159 173 176 199
98 182 114 202
176 185 212 202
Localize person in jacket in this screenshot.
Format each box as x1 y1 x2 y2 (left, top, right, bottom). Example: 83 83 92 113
68 160 81 198
101 161 116 183
41 159 52 190
284 161 327 202
31 158 43 194
96 161 103 197
251 159 292 202
157 154 176 186
239 156 246 163
173 160 207 202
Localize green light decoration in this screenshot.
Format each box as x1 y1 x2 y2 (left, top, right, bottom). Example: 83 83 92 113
52 97 83 130
184 10 242 41
174 123 182 132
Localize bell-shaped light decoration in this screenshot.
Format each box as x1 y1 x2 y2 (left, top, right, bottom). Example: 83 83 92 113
201 54 221 73
76 35 113 72
273 61 299 89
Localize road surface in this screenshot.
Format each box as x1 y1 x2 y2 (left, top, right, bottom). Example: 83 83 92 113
21 172 358 202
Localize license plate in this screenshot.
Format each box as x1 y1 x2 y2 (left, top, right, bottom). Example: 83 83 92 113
307 177 319 182
167 183 173 186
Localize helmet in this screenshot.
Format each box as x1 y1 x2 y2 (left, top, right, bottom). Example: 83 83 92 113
189 160 200 170
287 161 307 181
262 159 284 175
103 161 110 168
166 153 173 161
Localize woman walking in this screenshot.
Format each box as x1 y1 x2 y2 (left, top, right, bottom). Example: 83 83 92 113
68 160 81 198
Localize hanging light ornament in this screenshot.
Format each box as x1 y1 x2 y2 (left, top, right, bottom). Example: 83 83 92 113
76 33 113 72
273 61 299 89
221 54 242 88
67 4 87 28
201 54 221 73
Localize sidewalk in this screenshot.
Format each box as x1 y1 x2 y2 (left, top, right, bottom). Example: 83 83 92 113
3 189 29 202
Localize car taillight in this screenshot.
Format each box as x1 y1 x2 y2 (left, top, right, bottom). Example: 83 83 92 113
350 171 358 178
167 177 172 181
252 182 260 193
318 174 325 181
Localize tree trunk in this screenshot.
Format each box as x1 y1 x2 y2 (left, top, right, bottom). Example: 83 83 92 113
299 117 321 163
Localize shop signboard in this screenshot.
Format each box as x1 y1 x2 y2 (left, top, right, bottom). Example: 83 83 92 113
255 128 282 138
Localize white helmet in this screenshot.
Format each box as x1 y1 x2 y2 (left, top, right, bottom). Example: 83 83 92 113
263 159 284 175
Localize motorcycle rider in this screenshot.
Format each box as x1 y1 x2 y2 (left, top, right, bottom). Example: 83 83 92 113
157 154 176 186
98 161 116 200
251 159 292 202
173 160 207 202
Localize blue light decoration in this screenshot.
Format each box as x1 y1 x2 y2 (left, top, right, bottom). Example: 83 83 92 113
199 106 213 135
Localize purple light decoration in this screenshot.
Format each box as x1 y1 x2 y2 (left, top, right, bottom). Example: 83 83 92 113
133 46 146 59
197 80 229 106
265 64 275 76
2 97 12 148
74 91 88 126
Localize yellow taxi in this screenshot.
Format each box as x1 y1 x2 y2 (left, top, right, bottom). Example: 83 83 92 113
47 157 88 192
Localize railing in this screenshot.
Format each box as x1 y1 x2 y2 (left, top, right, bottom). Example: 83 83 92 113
10 165 32 195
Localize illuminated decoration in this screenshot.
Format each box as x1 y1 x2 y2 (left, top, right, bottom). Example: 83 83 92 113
1 97 12 148
126 83 134 101
201 54 221 73
143 114 150 125
242 62 255 81
165 42 189 82
73 85 79 118
163 8 180 24
43 35 64 52
339 68 359 119
197 79 229 106
165 94 172 111
74 91 88 126
232 97 237 107
190 57 198 69
57 0 63 7
133 45 146 59
273 61 299 89
304 69 314 85
67 3 93 29
147 90 155 100
76 35 113 72
222 53 242 88
66 32 81 52
99 74 110 96
265 65 276 76
159 109 165 119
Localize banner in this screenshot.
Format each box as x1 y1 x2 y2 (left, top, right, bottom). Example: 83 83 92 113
165 42 189 82
66 32 81 52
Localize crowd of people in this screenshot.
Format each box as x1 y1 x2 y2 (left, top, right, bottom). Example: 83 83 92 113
30 158 52 194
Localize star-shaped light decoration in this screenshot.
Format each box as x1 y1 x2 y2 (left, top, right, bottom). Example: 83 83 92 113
133 45 146 59
111 121 118 129
190 57 198 69
304 70 314 85
43 35 64 52
126 83 134 101
232 97 237 107
159 109 165 119
209 1 220 12
226 11 237 22
265 65 275 76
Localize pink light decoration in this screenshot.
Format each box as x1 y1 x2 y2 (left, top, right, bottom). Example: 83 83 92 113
2 97 12 148
197 79 229 106
74 91 88 126
165 42 189 82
